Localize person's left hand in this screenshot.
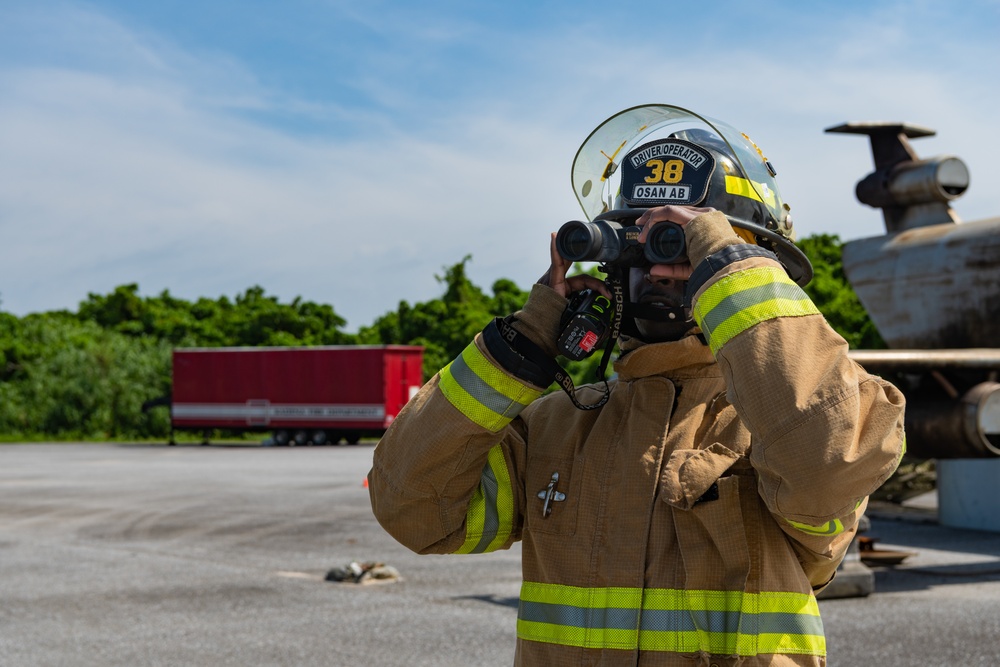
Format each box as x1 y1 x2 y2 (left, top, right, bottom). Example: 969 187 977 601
634 205 716 281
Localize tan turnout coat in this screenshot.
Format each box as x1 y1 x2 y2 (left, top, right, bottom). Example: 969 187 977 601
369 211 906 666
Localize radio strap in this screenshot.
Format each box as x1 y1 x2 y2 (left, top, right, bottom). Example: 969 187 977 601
494 317 611 411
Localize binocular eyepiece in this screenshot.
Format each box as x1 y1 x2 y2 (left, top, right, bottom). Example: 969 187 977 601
555 219 687 266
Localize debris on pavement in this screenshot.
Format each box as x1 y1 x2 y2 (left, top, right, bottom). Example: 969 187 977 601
325 561 401 585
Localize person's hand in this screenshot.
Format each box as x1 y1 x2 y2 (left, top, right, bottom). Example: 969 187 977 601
635 205 715 281
537 233 611 299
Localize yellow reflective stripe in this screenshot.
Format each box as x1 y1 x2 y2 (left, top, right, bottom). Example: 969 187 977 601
517 623 826 656
519 583 821 615
517 620 637 651
520 582 642 607
517 582 825 656
455 444 515 554
725 175 777 207
439 342 543 431
787 497 869 537
785 517 845 536
639 630 825 656
693 266 819 355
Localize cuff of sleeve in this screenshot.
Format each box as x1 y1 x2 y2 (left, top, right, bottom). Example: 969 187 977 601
509 284 568 359
684 210 743 267
481 321 556 389
685 244 780 306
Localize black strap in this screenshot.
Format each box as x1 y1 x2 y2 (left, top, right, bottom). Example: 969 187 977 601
494 318 611 411
594 276 625 383
624 302 688 322
482 316 556 388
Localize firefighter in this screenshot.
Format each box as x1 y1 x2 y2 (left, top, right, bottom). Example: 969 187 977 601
368 105 906 666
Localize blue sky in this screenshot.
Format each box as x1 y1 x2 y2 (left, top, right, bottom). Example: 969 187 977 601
2 0 998 330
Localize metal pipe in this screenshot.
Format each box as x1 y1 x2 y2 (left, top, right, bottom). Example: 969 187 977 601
849 349 1000 371
888 157 969 204
855 156 969 209
904 382 1000 458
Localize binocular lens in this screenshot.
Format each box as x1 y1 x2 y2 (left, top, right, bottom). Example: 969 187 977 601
556 221 603 262
645 223 685 264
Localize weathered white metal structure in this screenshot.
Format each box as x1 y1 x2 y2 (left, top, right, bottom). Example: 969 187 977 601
832 122 1000 531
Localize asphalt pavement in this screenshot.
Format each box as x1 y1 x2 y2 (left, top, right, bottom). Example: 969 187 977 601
2 443 999 666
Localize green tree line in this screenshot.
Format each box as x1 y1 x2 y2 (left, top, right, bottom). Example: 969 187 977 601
0 235 879 440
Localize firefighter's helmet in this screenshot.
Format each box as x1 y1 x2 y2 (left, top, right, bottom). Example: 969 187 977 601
571 104 811 285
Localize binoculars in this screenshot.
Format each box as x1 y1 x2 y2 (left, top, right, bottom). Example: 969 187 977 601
555 219 686 266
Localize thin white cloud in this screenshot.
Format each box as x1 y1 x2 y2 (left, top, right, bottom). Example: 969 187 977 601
1 1 997 330
0 30 570 327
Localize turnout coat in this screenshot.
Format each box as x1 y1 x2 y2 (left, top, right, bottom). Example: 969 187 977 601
369 212 906 666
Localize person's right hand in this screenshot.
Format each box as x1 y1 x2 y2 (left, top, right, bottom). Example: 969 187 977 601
635 205 715 282
536 232 611 299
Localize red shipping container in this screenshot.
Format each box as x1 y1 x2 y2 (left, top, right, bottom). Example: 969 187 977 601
170 346 423 444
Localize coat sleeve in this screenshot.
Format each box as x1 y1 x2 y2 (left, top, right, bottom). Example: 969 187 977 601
685 211 906 575
368 286 567 555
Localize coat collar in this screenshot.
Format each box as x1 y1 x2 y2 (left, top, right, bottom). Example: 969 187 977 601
614 334 718 381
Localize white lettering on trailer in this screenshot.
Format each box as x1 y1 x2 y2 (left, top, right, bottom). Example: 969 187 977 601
172 403 386 425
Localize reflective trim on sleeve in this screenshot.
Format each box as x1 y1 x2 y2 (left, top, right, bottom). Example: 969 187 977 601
785 517 845 537
693 266 820 355
455 444 515 554
439 342 543 431
787 497 866 537
517 582 825 656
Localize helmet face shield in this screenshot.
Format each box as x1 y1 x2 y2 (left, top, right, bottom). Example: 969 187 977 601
571 104 791 238
571 104 811 286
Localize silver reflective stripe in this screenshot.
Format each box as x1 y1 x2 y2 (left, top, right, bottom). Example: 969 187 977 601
455 444 515 555
519 601 640 630
519 602 824 636
466 463 501 554
449 353 530 418
698 281 807 335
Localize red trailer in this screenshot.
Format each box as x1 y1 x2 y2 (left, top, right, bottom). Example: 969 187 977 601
168 345 424 445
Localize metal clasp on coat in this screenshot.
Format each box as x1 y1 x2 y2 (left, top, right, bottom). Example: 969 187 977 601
537 472 566 518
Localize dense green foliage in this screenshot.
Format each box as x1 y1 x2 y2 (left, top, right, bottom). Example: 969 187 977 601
0 234 877 440
798 235 886 349
0 313 173 439
357 256 528 379
77 283 355 347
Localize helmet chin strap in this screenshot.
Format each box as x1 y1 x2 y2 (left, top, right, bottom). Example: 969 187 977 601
624 301 689 323
619 301 695 340
605 265 692 338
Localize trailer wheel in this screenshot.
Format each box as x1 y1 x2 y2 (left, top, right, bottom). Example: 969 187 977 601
310 430 328 446
346 433 361 445
293 430 309 446
273 430 290 446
